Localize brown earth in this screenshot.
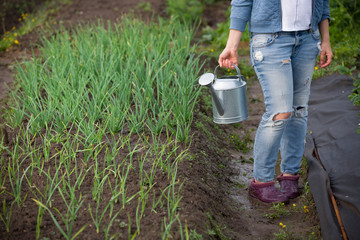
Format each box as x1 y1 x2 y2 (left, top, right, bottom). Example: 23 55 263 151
0 0 320 239
0 0 49 36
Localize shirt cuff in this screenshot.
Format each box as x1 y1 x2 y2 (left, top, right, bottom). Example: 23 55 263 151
320 15 331 23
230 17 247 32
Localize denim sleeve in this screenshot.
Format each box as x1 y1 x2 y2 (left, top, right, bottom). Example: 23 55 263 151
230 0 253 32
321 0 331 22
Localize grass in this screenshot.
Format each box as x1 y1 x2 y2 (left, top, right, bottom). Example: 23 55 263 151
0 16 203 239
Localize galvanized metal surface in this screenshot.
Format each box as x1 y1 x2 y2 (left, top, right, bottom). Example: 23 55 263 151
199 64 249 124
212 79 248 124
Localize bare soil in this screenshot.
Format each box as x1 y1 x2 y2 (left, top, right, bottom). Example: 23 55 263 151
0 0 320 239
0 0 49 35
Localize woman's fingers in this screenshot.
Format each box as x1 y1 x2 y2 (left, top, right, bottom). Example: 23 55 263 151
319 42 333 68
218 49 238 69
218 50 229 67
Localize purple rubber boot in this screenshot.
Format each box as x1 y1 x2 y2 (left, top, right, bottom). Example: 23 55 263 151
277 174 300 199
248 179 289 204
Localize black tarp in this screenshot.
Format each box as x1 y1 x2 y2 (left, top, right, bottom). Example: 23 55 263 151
304 74 360 240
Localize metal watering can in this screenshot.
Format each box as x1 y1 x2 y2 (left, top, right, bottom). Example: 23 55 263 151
199 64 248 124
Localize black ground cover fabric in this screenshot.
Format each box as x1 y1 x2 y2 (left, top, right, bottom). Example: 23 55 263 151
304 74 360 240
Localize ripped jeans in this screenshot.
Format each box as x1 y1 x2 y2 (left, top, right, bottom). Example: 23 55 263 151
250 30 321 182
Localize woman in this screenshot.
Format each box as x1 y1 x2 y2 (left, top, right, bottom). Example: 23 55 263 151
219 0 332 203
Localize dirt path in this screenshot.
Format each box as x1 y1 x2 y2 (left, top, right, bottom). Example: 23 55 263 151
0 0 320 239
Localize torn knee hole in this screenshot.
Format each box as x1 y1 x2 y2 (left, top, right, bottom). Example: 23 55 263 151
282 59 291 64
273 112 291 121
294 106 307 117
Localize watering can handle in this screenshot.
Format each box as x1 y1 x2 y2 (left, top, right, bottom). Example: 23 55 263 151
214 63 246 82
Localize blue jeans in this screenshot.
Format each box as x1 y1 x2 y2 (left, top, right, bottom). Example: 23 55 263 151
250 30 321 182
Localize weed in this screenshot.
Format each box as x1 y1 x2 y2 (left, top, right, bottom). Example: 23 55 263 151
229 129 253 153
235 183 246 189
263 202 291 219
206 212 229 240
274 228 297 240
231 123 243 129
307 228 321 240
303 182 310 196
188 229 203 239
218 163 225 169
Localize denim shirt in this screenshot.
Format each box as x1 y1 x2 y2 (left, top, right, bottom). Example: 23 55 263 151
230 0 330 33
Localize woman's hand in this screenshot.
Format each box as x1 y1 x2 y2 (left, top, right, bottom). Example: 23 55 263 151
218 29 243 69
318 19 332 68
319 40 332 68
218 48 239 69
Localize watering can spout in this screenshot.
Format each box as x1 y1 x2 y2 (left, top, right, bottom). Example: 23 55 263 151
198 73 225 116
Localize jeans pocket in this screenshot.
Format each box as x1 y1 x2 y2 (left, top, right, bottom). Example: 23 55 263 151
250 34 277 66
310 29 321 40
251 33 277 48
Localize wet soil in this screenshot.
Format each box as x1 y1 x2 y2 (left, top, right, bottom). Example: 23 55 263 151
0 0 320 239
